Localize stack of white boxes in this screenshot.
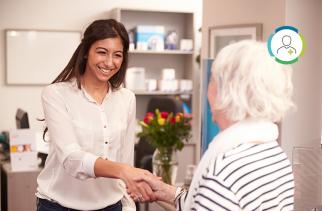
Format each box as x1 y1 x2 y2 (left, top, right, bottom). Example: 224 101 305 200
125 67 146 91
159 68 178 92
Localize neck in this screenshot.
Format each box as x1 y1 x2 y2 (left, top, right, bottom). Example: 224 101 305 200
81 75 109 104
214 111 234 131
217 118 234 131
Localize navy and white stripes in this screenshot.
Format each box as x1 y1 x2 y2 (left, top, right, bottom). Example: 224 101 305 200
176 141 294 211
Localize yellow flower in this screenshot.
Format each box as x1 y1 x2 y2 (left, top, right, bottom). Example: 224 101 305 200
139 121 149 128
175 113 183 123
157 117 166 126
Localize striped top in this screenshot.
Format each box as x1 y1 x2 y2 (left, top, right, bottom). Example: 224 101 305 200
177 141 294 211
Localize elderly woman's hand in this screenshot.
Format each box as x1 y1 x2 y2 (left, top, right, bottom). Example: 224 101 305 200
132 173 177 203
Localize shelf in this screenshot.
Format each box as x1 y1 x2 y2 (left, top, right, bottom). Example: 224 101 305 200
134 90 193 95
129 49 193 55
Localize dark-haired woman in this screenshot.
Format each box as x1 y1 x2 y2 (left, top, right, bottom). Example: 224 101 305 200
36 19 156 211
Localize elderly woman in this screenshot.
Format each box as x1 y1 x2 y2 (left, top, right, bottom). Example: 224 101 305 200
133 40 295 211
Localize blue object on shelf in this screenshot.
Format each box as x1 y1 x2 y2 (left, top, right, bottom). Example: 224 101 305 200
135 25 165 51
182 102 191 114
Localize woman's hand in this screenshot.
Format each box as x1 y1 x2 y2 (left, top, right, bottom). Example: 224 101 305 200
93 158 157 203
119 164 157 202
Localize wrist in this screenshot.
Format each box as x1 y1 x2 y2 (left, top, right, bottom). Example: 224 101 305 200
173 186 187 205
167 184 177 201
115 162 128 181
94 158 126 179
159 184 176 203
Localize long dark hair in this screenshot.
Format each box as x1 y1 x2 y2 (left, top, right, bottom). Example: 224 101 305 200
53 19 129 88
42 19 129 139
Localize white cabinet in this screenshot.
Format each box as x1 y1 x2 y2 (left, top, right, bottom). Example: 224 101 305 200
1 162 41 211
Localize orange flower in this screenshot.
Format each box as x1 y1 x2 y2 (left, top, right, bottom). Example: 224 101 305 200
175 112 183 123
144 112 154 124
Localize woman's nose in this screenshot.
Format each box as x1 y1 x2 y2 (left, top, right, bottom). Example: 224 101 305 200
104 55 114 67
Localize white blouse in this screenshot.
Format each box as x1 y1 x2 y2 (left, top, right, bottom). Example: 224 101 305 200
36 79 136 210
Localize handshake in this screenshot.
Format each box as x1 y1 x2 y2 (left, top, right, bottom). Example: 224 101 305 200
120 165 178 204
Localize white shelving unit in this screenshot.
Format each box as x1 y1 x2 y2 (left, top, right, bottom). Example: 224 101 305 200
109 9 199 191
109 8 197 117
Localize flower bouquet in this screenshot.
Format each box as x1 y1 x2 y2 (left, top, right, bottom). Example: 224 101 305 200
137 109 192 184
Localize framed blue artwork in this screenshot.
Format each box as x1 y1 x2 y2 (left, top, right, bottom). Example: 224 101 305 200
200 59 220 155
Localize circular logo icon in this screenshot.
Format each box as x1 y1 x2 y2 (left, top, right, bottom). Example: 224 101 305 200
268 26 305 64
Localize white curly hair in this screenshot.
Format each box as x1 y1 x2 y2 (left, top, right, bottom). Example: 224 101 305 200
211 40 295 122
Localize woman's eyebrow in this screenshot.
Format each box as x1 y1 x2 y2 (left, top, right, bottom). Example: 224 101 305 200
96 47 107 51
96 47 123 53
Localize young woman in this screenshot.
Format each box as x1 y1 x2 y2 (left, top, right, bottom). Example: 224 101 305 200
36 19 156 211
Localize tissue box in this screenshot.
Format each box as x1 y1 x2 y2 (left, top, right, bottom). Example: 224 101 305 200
158 80 179 92
180 39 193 51
162 68 176 80
179 79 193 92
135 25 165 51
125 67 146 91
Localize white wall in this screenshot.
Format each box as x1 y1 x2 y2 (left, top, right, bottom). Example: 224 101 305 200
282 1 322 207
0 0 202 132
281 0 322 159
201 0 285 59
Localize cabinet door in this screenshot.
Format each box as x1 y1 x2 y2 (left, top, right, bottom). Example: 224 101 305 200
6 168 40 211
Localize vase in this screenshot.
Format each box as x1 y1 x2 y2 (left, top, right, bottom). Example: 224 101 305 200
152 147 178 185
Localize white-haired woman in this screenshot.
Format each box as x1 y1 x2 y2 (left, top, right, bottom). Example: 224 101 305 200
132 40 295 210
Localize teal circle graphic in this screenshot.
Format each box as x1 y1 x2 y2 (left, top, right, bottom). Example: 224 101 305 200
268 26 305 64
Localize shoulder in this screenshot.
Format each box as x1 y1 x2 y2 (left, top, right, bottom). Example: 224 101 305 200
211 141 284 181
117 87 135 97
112 87 136 101
42 80 76 98
210 143 261 178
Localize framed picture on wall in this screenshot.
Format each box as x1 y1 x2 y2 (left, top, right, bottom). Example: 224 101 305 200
208 23 262 58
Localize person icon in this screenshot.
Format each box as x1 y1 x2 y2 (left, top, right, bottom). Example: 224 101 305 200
277 35 297 55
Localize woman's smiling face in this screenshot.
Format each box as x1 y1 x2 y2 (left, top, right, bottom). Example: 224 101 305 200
84 37 124 84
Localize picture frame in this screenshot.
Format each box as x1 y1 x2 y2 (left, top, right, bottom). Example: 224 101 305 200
208 23 262 58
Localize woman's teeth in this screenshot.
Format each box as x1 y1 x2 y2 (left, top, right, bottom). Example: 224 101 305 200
99 66 111 73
